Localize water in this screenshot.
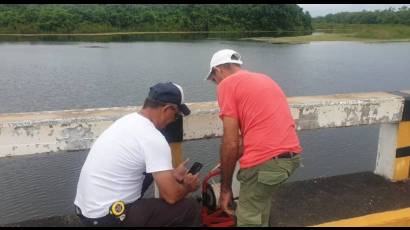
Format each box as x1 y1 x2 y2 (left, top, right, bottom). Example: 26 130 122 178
1 35 410 225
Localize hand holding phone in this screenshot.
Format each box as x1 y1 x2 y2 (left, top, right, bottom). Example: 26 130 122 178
188 162 203 175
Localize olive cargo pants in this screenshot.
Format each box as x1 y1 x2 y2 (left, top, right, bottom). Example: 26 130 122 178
235 155 301 227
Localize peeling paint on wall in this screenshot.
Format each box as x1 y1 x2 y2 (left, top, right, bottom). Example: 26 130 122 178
0 91 406 158
59 124 95 150
48 129 54 136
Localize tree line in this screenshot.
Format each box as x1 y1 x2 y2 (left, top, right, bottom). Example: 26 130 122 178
0 4 312 34
313 6 410 25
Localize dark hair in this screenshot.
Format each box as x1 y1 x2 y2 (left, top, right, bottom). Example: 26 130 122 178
218 63 241 69
142 97 166 109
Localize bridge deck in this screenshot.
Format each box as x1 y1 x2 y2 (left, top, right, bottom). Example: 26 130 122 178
4 171 410 227
270 171 410 226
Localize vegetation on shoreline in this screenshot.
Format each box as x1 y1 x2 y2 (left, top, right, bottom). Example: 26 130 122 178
1 4 409 44
243 7 410 44
314 23 410 39
242 24 410 44
313 6 410 25
242 34 410 44
0 4 312 34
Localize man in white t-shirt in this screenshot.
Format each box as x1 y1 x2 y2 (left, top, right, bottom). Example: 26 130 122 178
74 82 201 227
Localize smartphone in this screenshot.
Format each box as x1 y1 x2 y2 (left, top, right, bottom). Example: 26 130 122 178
188 162 203 175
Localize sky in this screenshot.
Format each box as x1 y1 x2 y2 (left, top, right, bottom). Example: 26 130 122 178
298 4 410 17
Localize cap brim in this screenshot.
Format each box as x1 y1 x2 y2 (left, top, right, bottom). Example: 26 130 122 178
178 104 191 116
204 69 212 81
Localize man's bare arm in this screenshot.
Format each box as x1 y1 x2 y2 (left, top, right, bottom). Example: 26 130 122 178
220 116 241 193
153 170 199 204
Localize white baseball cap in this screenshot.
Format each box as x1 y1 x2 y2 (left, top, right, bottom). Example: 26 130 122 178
205 49 243 80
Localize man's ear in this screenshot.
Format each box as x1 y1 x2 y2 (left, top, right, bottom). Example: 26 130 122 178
156 105 166 116
163 104 172 113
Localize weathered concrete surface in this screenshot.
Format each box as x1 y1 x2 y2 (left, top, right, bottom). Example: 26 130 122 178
183 101 222 140
401 90 410 95
289 92 403 130
0 91 405 158
375 123 398 180
4 172 410 227
0 106 139 158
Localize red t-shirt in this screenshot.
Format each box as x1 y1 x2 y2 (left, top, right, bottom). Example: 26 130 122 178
217 70 302 169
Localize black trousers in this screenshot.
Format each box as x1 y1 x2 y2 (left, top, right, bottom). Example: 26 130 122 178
123 197 201 227
77 197 201 227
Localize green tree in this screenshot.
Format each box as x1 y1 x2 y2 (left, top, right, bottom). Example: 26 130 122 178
0 4 313 33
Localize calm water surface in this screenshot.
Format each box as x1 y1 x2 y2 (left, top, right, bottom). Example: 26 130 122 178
1 36 410 224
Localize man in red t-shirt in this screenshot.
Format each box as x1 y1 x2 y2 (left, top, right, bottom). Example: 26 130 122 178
205 49 303 227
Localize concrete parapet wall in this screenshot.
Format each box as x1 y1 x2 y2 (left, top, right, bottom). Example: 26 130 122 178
0 106 139 157
290 92 403 130
0 91 406 158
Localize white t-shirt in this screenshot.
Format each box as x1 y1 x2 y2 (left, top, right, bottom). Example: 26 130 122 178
74 112 173 218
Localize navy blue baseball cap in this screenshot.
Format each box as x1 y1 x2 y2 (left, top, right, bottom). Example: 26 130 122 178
148 82 191 116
